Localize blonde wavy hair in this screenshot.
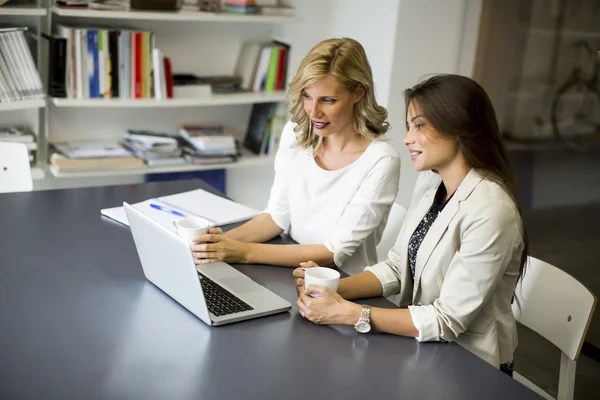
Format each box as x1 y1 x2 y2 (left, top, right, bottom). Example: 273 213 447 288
286 38 390 152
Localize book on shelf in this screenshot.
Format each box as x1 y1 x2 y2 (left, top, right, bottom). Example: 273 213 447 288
49 140 144 171
234 40 290 93
258 5 295 16
88 0 130 11
179 124 237 155
53 141 133 159
172 74 243 95
56 1 90 8
243 102 279 154
223 0 257 14
50 153 145 171
122 130 184 164
0 27 45 103
48 25 173 101
0 125 35 143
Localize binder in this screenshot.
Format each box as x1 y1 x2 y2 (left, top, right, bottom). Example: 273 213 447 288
101 188 260 231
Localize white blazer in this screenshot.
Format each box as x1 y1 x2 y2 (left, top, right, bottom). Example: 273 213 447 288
366 169 524 367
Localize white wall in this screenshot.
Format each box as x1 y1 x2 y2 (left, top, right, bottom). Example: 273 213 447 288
386 0 483 207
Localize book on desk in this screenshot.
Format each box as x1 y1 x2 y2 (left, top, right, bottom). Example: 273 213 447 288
101 187 260 230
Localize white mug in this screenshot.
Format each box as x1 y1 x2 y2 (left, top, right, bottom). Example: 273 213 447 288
304 267 340 297
172 216 211 244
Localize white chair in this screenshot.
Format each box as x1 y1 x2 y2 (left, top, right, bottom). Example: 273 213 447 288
0 142 33 193
512 256 597 400
376 202 408 261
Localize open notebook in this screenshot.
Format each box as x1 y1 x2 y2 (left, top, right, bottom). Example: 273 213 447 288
101 188 260 231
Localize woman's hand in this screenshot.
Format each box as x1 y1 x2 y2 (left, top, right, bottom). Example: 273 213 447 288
293 261 319 296
191 227 249 264
297 285 361 325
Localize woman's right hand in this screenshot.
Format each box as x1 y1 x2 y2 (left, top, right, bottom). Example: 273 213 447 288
293 261 319 296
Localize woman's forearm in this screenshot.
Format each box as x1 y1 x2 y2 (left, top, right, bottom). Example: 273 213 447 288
337 271 384 300
245 243 335 268
224 213 283 243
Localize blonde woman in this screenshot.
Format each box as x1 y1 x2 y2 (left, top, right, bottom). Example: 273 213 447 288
192 38 401 274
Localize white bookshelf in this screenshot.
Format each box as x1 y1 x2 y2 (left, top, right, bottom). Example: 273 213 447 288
48 148 275 179
31 166 45 180
0 0 296 192
0 99 46 111
51 7 297 23
51 91 286 108
0 6 46 16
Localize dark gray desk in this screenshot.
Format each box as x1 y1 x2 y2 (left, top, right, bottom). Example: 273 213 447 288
0 180 540 400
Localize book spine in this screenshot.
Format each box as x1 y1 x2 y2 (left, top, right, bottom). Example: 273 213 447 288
118 31 129 99
88 30 100 98
74 28 83 99
109 30 119 98
265 47 279 92
164 57 173 99
48 35 67 97
133 32 142 99
80 29 89 99
7 31 34 99
152 47 162 100
0 42 19 100
141 32 150 98
274 46 286 91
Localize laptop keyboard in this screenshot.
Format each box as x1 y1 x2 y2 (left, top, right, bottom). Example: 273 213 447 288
198 273 254 317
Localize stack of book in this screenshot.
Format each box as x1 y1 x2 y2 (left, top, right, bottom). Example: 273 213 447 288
47 25 174 100
56 0 90 7
0 28 45 103
179 125 237 165
0 125 37 164
49 141 144 172
88 0 130 11
223 0 256 14
234 40 290 92
122 129 185 167
258 5 295 16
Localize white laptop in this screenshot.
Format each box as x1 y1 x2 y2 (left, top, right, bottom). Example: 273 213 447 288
123 202 291 326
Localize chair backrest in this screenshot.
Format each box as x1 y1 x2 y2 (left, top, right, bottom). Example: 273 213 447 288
376 202 408 261
512 256 597 360
0 142 33 193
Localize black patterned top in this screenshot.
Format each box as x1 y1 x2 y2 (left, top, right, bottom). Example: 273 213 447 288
407 184 453 280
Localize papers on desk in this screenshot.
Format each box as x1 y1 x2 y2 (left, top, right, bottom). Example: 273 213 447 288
101 188 260 230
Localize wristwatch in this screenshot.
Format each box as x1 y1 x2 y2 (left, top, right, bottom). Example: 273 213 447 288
354 305 371 333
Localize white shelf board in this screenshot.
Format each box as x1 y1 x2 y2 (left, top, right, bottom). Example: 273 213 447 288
51 92 286 108
0 99 46 111
51 7 298 23
47 150 275 179
0 6 46 16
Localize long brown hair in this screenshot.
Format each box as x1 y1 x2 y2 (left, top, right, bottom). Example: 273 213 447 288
286 38 389 154
404 74 529 281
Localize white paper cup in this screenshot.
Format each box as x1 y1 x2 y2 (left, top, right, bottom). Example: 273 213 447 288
172 216 211 244
304 267 340 297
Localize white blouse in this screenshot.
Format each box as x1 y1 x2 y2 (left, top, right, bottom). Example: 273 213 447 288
265 121 401 275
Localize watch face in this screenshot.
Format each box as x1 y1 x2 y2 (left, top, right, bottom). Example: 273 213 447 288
355 321 371 333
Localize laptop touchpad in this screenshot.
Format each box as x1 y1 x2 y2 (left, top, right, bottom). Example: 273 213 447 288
219 277 262 295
